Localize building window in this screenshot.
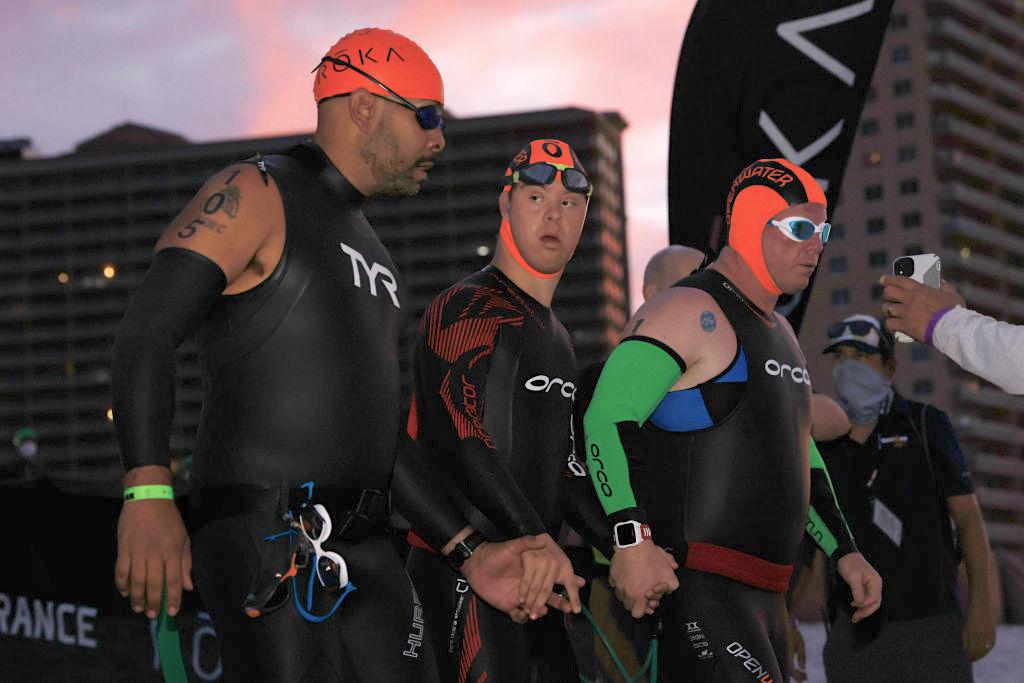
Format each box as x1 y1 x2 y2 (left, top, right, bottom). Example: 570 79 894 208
869 250 888 267
866 86 878 102
832 288 850 306
865 184 884 201
904 243 923 256
831 223 846 241
898 145 917 162
861 119 880 135
902 211 922 229
900 178 919 194
867 217 886 234
865 151 883 166
829 256 848 273
870 283 885 301
890 13 908 30
911 345 930 363
912 378 933 395
893 46 910 63
895 112 915 129
893 79 912 96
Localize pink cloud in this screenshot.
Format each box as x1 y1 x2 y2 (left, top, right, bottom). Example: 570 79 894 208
211 1 697 309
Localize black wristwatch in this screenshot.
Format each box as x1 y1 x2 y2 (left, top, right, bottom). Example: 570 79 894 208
446 531 486 573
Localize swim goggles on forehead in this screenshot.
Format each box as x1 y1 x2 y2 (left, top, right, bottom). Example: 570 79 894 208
770 216 831 244
504 162 593 197
313 56 445 131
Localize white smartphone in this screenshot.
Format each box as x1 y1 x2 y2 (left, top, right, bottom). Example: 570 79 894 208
891 253 941 343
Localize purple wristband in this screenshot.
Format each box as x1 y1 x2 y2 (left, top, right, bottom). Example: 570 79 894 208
925 307 955 346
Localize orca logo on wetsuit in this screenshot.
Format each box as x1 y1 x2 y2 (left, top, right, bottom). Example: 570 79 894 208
524 374 576 400
763 359 811 386
338 240 400 308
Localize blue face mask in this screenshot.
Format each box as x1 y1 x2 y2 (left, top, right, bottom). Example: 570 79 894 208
832 358 893 425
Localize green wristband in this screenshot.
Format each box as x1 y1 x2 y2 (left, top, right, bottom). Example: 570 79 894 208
124 485 174 502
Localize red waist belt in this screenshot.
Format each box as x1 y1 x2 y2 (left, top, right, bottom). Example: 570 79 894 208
684 541 793 593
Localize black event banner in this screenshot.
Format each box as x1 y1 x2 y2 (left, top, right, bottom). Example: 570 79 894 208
0 482 223 681
668 0 893 330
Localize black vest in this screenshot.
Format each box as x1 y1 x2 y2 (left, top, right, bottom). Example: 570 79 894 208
193 141 403 488
644 269 812 565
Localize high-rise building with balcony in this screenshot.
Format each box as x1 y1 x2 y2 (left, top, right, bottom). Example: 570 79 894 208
0 108 629 493
799 0 1024 581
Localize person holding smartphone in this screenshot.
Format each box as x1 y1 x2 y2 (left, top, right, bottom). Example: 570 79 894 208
817 314 995 682
882 272 1024 394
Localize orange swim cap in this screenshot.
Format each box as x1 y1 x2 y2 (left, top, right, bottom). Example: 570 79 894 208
499 140 588 280
313 28 444 105
723 158 826 294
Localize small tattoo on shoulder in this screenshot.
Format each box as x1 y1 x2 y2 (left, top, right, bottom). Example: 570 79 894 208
631 318 645 334
176 215 227 239
700 311 716 333
202 185 241 219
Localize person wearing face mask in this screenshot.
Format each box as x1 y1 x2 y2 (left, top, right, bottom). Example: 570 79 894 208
818 314 996 683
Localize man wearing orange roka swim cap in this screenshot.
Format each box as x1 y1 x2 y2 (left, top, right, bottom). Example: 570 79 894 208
112 26 580 682
582 158 883 681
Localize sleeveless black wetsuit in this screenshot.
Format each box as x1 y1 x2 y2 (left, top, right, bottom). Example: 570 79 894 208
403 265 589 683
643 269 812 682
187 141 439 682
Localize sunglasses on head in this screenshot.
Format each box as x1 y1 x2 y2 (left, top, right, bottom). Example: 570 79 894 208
314 56 445 130
770 216 830 244
827 320 880 339
504 162 592 197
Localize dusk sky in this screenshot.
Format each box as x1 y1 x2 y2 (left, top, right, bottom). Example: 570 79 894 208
1 1 697 307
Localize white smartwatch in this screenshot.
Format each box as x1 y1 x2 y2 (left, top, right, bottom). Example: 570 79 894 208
612 520 652 549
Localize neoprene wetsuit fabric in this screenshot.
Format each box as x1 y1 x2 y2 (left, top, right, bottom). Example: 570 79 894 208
404 265 597 681
182 141 439 682
191 141 402 489
583 269 854 679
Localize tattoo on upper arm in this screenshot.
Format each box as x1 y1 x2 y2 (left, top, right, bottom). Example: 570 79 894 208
224 169 241 185
176 215 227 239
700 311 717 333
631 318 645 334
202 185 241 219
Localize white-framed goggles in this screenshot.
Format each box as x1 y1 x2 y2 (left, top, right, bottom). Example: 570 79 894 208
770 216 831 244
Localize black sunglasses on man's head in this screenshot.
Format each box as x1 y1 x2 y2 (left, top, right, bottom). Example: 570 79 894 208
313 56 444 130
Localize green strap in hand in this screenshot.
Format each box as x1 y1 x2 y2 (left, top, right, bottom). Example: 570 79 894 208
157 590 187 683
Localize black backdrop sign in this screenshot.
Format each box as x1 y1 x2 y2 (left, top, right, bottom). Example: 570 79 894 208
668 0 894 330
0 482 222 681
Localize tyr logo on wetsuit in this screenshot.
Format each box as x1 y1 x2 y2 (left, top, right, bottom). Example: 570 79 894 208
339 240 400 308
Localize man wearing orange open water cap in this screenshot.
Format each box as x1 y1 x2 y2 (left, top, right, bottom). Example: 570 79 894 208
111 28 578 682
583 158 883 681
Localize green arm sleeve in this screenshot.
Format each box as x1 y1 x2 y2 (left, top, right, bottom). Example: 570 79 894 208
806 437 857 559
583 336 685 520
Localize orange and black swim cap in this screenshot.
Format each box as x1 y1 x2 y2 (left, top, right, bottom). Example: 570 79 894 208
313 28 444 105
723 158 826 294
499 139 588 279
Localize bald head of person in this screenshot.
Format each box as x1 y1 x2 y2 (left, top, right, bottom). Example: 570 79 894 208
642 245 705 301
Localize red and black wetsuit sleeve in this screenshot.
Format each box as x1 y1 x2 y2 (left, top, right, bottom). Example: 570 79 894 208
414 284 546 538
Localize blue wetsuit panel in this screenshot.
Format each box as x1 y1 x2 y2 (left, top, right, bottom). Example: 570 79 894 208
649 347 747 432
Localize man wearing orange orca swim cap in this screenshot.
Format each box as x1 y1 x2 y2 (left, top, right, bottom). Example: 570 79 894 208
582 158 883 681
112 27 577 682
402 139 612 682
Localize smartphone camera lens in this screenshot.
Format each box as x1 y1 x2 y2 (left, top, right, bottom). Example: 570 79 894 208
894 257 915 277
